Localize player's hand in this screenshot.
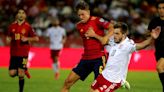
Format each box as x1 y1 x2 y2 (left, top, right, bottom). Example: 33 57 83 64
151 26 161 39
6 36 11 45
21 36 28 42
85 27 96 38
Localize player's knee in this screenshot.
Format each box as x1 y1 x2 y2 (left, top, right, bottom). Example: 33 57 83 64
9 71 17 77
156 64 164 73
18 72 25 78
64 78 73 88
9 73 17 77
89 88 99 92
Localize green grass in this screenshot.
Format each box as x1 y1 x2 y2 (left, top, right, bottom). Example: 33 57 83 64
0 68 162 92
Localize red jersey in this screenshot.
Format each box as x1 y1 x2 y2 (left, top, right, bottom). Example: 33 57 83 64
76 16 110 60
7 21 36 56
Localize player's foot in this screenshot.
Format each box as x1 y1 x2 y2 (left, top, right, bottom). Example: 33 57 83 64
122 81 130 90
55 72 59 80
25 70 31 79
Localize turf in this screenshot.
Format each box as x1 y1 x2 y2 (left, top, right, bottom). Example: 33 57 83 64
0 68 162 92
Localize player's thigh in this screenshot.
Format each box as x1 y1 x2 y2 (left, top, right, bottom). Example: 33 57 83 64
51 50 60 61
157 58 164 72
93 57 104 78
65 71 80 85
89 88 99 92
72 59 93 81
17 57 27 77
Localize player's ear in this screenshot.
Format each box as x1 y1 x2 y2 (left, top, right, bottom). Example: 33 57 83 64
87 10 90 14
122 33 126 38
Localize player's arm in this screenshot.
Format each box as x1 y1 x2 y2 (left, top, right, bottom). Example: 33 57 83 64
85 27 112 45
62 35 67 44
85 23 114 45
21 36 39 42
150 26 161 39
136 26 160 50
6 36 11 45
103 22 114 45
135 36 152 50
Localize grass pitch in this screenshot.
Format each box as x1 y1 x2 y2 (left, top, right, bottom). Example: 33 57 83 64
0 68 162 92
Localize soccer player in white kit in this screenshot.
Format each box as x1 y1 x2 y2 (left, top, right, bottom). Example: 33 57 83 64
45 18 66 79
85 22 153 92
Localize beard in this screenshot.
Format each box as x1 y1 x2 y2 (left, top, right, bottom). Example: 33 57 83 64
114 38 122 43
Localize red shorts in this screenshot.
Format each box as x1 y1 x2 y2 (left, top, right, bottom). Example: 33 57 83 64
50 50 61 59
91 74 121 92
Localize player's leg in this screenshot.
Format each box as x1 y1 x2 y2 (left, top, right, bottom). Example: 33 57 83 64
121 80 131 90
61 71 80 92
51 50 60 79
156 58 164 92
24 68 31 79
53 56 60 79
18 68 25 92
61 59 93 92
9 69 17 77
91 74 121 92
93 57 105 79
89 88 99 92
18 57 28 92
9 56 18 77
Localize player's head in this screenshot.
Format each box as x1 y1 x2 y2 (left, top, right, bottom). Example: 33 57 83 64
52 18 60 27
75 1 90 23
16 9 26 22
113 22 128 43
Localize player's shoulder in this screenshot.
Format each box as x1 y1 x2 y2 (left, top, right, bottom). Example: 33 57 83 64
24 21 32 27
10 21 17 25
90 16 98 20
126 38 135 46
9 21 17 28
150 17 160 22
76 21 82 26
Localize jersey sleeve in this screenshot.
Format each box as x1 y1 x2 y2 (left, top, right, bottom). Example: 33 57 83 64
96 17 110 29
62 28 66 36
28 25 37 37
129 39 136 53
105 36 115 52
7 25 12 36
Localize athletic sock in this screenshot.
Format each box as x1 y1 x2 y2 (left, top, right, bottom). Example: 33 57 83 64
159 72 164 92
52 62 59 73
19 78 24 92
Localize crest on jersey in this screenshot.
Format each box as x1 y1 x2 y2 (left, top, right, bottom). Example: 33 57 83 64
12 29 15 32
22 29 26 34
80 29 84 32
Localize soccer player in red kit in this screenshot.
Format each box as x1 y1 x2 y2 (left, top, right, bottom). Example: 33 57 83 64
61 1 113 92
6 9 39 92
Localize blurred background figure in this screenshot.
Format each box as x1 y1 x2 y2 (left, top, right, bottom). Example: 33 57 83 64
45 17 66 80
147 1 164 92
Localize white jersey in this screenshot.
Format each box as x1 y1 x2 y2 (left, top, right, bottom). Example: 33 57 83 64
46 26 66 50
102 37 136 83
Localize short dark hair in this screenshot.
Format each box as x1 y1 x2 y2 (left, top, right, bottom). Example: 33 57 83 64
114 22 128 34
75 1 89 12
156 0 164 8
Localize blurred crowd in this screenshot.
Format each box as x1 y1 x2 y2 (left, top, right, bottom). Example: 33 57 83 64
0 0 159 48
